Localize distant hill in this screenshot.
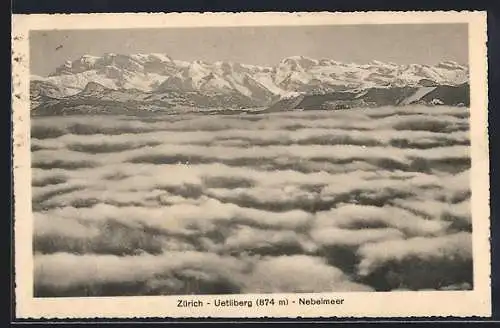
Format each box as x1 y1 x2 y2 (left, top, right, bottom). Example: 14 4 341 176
264 83 469 113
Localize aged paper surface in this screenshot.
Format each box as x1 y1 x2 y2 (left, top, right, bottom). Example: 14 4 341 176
12 11 490 319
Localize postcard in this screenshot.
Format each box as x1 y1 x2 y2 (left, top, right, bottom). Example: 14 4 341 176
11 11 490 319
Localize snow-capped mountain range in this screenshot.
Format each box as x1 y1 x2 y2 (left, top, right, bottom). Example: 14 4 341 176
31 53 469 114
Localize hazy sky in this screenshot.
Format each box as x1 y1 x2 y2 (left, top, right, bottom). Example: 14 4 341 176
30 24 468 76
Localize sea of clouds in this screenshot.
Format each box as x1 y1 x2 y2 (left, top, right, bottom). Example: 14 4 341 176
31 105 472 296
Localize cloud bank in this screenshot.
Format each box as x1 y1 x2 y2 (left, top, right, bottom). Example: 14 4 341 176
31 105 473 296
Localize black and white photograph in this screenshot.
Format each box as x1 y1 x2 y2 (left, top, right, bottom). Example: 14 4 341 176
12 12 490 318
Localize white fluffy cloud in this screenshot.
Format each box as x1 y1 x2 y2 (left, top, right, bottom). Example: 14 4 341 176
35 251 249 291
31 105 472 295
356 232 472 277
34 212 100 239
242 255 373 293
222 225 316 254
310 227 405 247
314 204 450 236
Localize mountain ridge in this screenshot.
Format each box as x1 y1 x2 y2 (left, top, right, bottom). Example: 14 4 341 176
31 53 470 115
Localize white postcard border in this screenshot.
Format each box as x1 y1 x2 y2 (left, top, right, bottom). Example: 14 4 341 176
11 11 491 319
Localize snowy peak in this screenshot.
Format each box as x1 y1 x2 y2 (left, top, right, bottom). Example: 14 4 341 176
33 53 469 110
51 52 175 77
279 55 318 70
130 53 173 63
436 60 467 70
